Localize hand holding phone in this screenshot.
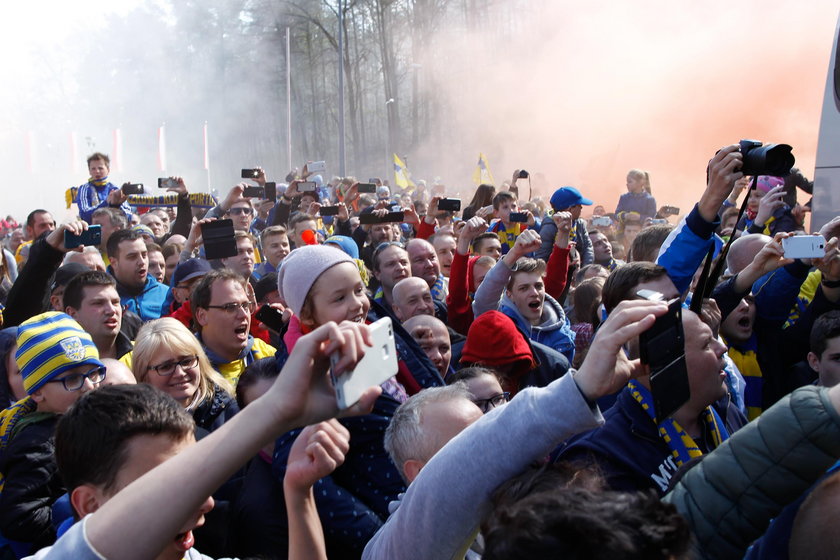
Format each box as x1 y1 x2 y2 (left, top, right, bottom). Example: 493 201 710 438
243 186 265 198
637 290 689 420
782 235 826 260
122 183 144 195
201 219 238 260
64 225 102 249
509 212 528 223
438 198 461 212
357 183 377 194
256 304 289 332
241 168 260 179
158 178 178 189
330 317 398 409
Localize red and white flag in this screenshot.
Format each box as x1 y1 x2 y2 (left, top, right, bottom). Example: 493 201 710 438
203 121 210 170
157 124 167 172
113 128 123 172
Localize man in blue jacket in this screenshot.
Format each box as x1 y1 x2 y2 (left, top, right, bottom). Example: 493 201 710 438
106 229 169 321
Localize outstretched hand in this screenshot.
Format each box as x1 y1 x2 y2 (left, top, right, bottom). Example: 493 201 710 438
574 300 668 401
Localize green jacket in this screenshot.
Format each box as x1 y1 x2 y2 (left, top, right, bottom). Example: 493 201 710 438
664 386 840 560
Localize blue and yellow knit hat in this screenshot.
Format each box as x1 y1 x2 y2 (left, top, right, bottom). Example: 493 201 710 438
15 312 103 395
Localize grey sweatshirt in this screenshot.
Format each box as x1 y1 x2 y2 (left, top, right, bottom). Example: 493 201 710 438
362 372 604 560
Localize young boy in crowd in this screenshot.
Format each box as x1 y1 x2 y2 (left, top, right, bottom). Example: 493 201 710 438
255 226 291 278
0 312 105 554
487 191 534 255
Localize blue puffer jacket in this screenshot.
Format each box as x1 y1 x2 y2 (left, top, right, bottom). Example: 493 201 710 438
499 293 576 364
114 275 170 321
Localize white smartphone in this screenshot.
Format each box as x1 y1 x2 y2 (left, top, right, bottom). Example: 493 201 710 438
307 160 327 174
330 316 398 409
782 235 826 259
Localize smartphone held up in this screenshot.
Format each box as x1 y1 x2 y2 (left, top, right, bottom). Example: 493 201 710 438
330 317 398 409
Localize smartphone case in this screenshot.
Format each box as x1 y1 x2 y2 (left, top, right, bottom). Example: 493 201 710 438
202 219 238 260
640 298 690 420
330 317 398 409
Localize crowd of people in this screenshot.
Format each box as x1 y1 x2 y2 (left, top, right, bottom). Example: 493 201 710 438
0 146 837 560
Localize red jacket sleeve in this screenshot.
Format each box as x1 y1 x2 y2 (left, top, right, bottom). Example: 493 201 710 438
417 220 436 240
545 245 571 300
446 251 474 336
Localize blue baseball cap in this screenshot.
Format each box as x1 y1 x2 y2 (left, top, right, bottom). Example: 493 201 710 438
550 186 593 211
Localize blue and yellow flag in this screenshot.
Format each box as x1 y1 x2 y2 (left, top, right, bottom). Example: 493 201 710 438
393 153 415 190
472 153 495 186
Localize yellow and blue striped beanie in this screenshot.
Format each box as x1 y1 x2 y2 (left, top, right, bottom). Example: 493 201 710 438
15 312 102 394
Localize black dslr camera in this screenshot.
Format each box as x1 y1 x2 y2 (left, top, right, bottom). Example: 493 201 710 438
738 139 794 176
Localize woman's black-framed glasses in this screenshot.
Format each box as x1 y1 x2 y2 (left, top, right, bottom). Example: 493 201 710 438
148 355 200 376
472 392 510 413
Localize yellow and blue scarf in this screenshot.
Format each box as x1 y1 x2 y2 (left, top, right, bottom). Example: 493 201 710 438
628 380 729 466
725 335 762 420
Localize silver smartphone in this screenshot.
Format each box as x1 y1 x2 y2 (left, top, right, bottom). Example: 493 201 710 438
330 317 398 409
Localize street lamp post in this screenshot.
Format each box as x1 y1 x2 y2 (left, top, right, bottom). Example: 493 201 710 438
337 0 346 176
384 98 394 179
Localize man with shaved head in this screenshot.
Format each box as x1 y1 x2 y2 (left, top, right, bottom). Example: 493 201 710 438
404 315 452 377
726 233 772 275
99 358 137 386
392 277 435 322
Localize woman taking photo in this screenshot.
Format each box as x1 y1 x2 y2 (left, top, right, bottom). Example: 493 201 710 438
462 183 496 221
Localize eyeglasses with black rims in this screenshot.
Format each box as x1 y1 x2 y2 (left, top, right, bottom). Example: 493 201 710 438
472 392 510 413
205 301 255 314
148 355 199 376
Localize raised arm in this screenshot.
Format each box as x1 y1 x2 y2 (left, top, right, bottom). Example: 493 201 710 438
545 211 573 300
363 300 668 560
472 229 541 317
284 420 350 560
81 322 382 560
4 220 88 327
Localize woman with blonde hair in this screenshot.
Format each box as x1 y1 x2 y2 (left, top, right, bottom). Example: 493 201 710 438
132 317 239 431
615 168 657 220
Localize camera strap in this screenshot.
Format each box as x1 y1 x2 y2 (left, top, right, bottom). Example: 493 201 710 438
697 176 757 301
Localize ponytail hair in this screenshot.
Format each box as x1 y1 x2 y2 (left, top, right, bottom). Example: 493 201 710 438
628 169 652 195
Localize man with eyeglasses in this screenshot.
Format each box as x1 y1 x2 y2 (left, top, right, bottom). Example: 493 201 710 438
190 269 275 386
0 312 106 554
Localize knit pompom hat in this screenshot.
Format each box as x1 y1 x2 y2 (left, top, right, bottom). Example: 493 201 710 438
277 245 354 316
756 175 784 194
16 312 102 394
